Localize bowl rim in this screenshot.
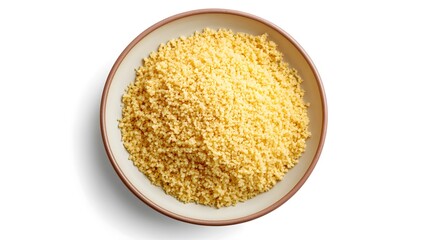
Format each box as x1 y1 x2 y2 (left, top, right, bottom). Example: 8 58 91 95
100 8 327 226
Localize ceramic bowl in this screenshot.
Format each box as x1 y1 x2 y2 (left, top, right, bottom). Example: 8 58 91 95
100 8 327 225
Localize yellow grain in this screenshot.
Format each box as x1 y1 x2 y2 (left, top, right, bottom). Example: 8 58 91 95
119 28 310 208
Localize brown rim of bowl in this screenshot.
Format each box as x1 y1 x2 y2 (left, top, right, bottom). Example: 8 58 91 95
100 8 327 226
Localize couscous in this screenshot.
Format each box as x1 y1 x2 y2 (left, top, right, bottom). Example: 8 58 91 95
119 28 310 208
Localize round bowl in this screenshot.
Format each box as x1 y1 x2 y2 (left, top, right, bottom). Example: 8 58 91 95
100 9 327 225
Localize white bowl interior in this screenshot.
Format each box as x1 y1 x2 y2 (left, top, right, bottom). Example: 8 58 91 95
104 12 325 221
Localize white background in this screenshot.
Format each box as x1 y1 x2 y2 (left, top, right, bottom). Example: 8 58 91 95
1 0 428 239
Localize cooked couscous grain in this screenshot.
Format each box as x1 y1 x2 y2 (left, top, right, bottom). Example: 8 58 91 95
119 28 310 208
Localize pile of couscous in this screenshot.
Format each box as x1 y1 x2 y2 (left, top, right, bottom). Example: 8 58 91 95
119 28 310 208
